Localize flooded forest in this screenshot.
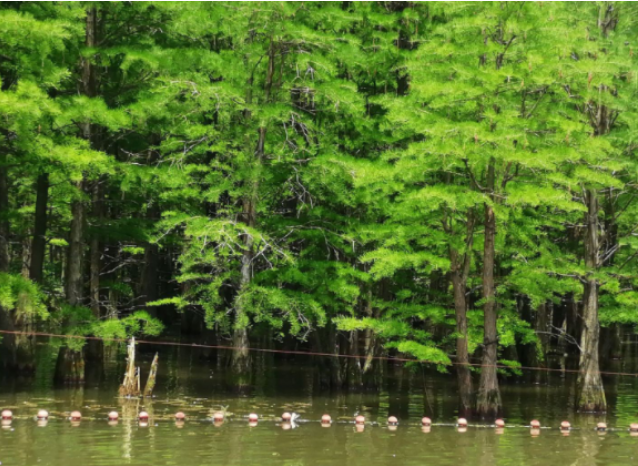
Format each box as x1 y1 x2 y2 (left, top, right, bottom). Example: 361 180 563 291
2 1 638 427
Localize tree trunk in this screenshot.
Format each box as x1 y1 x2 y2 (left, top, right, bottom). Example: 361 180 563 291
476 160 502 419
89 179 101 317
347 330 363 389
231 127 266 374
55 346 85 384
66 191 85 306
448 209 475 417
66 7 98 307
20 235 30 278
452 272 474 416
576 188 606 412
0 152 9 272
29 173 49 283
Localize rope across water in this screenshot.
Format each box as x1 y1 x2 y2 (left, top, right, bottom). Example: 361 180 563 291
2 329 638 378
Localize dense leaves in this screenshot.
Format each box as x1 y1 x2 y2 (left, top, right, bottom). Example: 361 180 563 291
1 2 638 412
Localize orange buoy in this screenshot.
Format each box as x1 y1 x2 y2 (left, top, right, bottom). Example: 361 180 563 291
388 416 398 426
70 410 82 421
37 409 49 420
457 418 468 427
629 423 638 432
530 419 541 428
139 411 149 421
281 412 291 422
355 415 365 425
421 416 432 426
321 414 332 425
596 422 607 431
248 413 258 422
175 412 186 420
108 411 119 421
495 419 505 428
1 409 12 420
560 421 571 431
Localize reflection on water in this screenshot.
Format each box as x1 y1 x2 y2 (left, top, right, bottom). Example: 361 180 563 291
1 342 638 465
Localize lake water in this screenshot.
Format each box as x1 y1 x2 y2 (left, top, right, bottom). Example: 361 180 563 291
2 342 638 465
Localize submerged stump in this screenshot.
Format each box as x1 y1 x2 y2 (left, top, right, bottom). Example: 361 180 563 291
119 338 140 397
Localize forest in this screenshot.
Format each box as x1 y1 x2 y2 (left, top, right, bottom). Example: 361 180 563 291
1 1 638 419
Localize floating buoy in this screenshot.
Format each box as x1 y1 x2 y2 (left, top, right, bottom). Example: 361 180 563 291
321 414 331 425
213 411 224 422
281 412 292 422
139 411 149 421
560 421 571 431
495 419 505 428
421 417 432 426
70 410 82 421
175 412 186 421
388 416 398 426
596 422 607 431
37 409 49 420
248 413 258 423
629 423 638 432
355 415 365 425
108 411 119 421
457 418 468 427
1 409 12 420
530 420 540 428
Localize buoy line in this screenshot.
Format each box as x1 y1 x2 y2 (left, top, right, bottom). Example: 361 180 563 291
0 409 634 433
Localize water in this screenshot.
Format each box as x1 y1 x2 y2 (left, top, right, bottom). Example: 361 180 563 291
2 342 638 465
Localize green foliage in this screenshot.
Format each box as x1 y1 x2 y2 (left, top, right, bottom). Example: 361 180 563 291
0 273 48 320
2 1 638 380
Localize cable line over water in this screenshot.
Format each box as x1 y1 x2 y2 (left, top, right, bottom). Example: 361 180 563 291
1 329 637 378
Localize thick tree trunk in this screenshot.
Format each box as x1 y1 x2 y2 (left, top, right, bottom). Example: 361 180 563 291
66 191 85 306
0 152 9 272
231 127 266 373
576 189 606 412
29 173 49 283
476 161 502 419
